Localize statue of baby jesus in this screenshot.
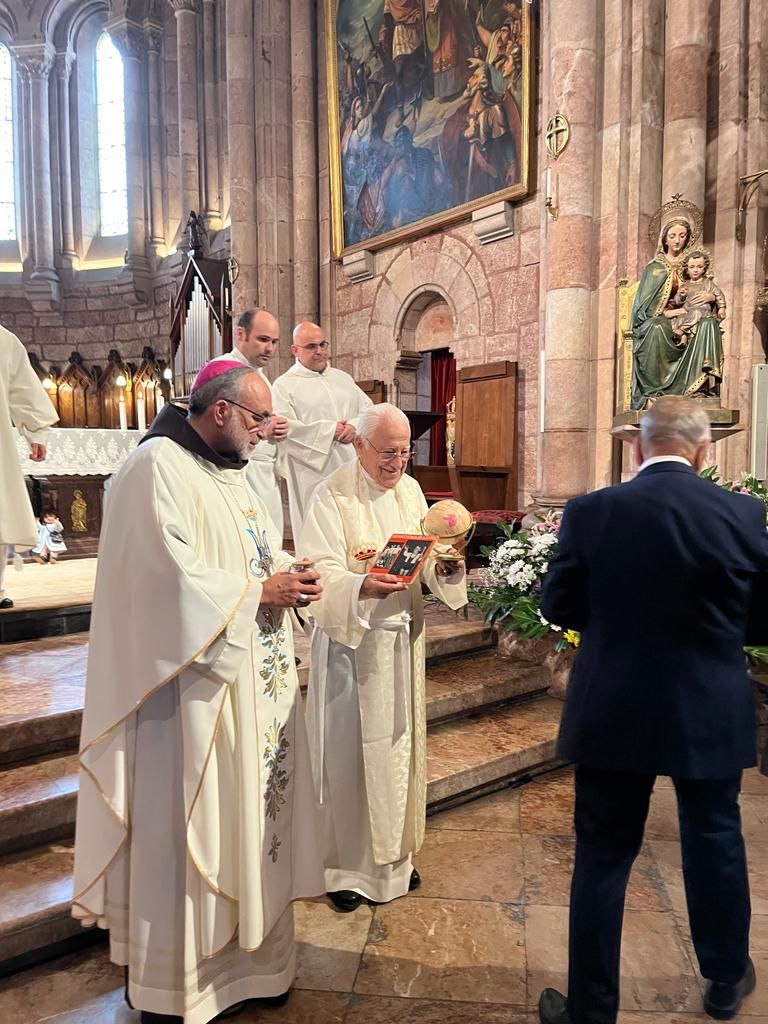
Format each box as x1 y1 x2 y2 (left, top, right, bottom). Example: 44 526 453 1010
668 248 727 347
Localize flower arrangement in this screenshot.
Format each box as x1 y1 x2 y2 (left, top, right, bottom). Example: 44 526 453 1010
468 511 580 652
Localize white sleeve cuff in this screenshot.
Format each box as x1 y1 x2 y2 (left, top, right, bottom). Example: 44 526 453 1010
351 573 372 630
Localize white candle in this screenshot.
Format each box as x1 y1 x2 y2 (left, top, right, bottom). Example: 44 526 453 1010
156 391 165 412
545 166 552 201
118 396 128 431
136 393 147 432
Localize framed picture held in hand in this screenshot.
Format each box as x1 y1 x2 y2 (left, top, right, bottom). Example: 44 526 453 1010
371 534 437 583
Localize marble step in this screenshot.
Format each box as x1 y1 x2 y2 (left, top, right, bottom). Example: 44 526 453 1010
426 694 563 809
425 651 549 724
0 840 88 976
0 754 79 855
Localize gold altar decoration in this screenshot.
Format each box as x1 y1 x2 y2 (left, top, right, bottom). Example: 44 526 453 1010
421 499 474 561
71 490 88 533
445 396 456 466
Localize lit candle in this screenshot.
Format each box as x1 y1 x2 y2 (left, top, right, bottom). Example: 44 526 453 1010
545 166 552 201
118 395 128 431
136 389 147 432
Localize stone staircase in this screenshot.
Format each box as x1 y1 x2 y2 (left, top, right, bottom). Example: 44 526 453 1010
0 611 563 976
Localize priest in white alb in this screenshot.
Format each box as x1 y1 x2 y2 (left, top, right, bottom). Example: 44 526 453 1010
72 360 325 1024
298 403 467 912
272 321 373 539
0 324 58 609
210 307 288 538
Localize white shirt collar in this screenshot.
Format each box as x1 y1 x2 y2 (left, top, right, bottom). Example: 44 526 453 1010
638 455 692 472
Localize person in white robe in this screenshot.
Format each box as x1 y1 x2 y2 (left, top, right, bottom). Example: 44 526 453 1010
0 325 58 608
298 403 467 912
272 322 373 540
72 360 325 1024
210 308 288 539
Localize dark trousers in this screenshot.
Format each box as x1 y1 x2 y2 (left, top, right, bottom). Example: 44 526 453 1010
567 765 751 1024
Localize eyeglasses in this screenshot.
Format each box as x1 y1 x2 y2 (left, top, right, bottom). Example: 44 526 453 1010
365 440 416 464
295 341 329 352
224 399 272 427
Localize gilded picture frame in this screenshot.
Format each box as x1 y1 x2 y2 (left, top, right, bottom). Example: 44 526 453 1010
325 0 534 258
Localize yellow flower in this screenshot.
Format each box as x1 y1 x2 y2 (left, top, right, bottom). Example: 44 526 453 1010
564 629 581 648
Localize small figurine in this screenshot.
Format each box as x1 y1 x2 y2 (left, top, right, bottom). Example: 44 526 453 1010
184 211 203 256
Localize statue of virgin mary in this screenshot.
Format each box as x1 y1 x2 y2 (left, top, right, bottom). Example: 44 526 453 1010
631 196 725 410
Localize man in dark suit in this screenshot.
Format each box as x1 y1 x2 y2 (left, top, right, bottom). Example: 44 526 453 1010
537 396 768 1024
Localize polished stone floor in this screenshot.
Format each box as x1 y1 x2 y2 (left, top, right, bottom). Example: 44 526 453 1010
2 766 768 1023
0 560 97 614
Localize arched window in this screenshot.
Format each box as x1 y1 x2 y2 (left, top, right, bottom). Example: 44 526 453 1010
0 43 16 241
95 33 128 237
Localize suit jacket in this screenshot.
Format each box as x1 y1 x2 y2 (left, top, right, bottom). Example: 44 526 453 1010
541 462 768 778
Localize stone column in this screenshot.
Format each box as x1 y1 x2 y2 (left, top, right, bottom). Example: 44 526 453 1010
202 0 222 230
255 0 293 365
13 42 60 299
661 0 708 210
290 0 318 323
144 21 166 258
54 49 76 265
537 1 598 505
169 0 201 243
109 20 151 292
226 0 258 313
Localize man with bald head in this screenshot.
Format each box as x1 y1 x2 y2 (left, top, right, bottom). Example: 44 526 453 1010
72 360 324 1023
272 321 373 539
298 403 467 912
211 307 289 538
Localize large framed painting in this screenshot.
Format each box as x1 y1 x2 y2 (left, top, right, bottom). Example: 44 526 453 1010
325 0 534 257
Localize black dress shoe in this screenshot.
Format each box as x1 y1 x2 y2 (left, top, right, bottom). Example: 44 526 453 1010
538 988 572 1024
0 597 13 609
217 999 248 1019
254 991 291 1008
409 868 421 891
327 889 364 912
704 957 756 1020
140 1014 183 1023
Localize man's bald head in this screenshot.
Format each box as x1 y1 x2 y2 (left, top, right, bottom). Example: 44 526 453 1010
235 308 280 369
292 321 330 373
188 365 273 461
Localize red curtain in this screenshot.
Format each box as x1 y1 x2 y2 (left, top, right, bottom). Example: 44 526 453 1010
429 348 456 466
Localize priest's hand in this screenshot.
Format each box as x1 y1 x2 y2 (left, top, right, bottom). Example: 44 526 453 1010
260 570 323 609
360 573 409 599
30 443 47 462
264 415 289 441
435 558 464 578
335 421 357 444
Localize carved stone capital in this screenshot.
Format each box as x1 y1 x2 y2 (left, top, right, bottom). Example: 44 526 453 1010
144 20 164 54
341 249 375 284
108 20 146 61
168 0 201 14
54 49 75 82
12 42 55 81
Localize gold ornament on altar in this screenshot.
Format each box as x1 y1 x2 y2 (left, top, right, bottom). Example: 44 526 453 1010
71 490 88 533
421 499 474 561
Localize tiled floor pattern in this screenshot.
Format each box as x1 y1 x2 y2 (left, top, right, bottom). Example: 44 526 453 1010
3 766 768 1023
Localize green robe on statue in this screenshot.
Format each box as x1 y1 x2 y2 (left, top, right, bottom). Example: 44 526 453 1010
631 255 724 411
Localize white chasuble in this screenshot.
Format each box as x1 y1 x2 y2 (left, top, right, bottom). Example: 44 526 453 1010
210 350 284 539
297 461 467 901
0 326 58 547
72 438 323 1024
272 362 373 539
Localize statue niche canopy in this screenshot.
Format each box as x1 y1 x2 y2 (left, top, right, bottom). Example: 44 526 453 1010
614 196 739 436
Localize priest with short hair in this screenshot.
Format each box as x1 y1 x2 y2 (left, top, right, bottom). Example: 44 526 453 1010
272 321 373 540
297 403 467 912
72 360 324 1024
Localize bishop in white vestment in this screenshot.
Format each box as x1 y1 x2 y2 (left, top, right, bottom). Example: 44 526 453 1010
272 321 372 540
298 404 467 911
0 325 57 608
210 308 288 539
72 362 324 1024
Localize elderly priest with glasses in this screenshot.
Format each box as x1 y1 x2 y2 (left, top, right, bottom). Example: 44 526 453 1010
272 321 373 540
297 403 468 912
72 360 324 1024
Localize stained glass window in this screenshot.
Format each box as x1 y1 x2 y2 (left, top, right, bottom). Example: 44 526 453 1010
95 33 128 237
0 44 16 241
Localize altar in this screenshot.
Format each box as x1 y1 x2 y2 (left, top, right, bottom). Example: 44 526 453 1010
16 427 145 558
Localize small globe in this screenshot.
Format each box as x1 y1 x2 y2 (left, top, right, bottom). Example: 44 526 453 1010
422 499 474 552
